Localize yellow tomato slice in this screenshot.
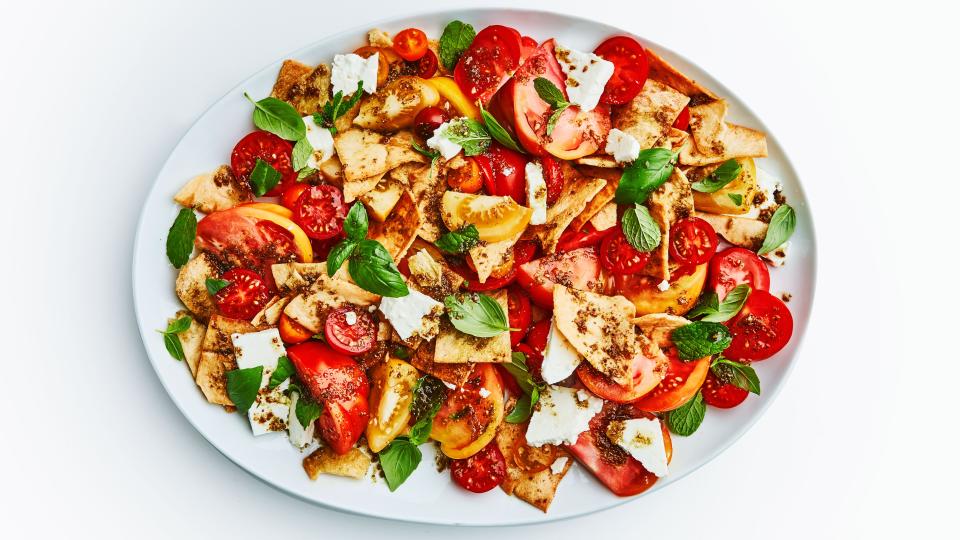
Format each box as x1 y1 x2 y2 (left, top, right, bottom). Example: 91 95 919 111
431 364 504 459
233 206 313 262
240 202 294 219
427 77 480 120
441 191 532 243
366 358 419 453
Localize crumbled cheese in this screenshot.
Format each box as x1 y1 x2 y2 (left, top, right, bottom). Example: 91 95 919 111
554 42 614 112
230 329 290 436
541 320 581 384
657 279 670 292
378 289 444 341
344 310 358 326
550 456 569 475
526 386 604 447
426 120 463 159
525 162 548 225
331 53 379 96
479 387 491 398
605 128 641 163
608 418 669 477
302 115 336 168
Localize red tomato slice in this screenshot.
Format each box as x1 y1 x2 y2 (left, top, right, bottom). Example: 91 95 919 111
213 268 270 320
507 285 532 346
576 338 667 403
278 312 313 344
195 208 300 288
431 364 504 459
414 48 438 78
310 230 345 262
453 25 522 103
594 36 649 106
701 370 749 409
449 441 507 493
600 227 651 275
513 240 539 266
520 36 538 58
708 247 771 299
293 184 347 240
672 106 690 131
324 306 376 355
632 348 710 412
724 290 794 361
669 217 718 267
475 142 528 204
230 131 296 197
556 224 615 252
523 318 551 355
393 28 429 61
566 403 671 497
287 341 369 454
516 248 602 308
541 156 565 205
280 183 310 211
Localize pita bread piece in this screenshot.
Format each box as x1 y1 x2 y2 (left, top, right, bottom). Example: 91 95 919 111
588 202 618 231
495 413 573 512
406 244 464 300
612 79 690 150
687 100 730 157
569 175 617 233
169 310 206 379
434 290 511 364
410 339 475 386
468 228 522 284
552 285 637 386
195 315 258 406
697 212 768 252
368 189 422 261
360 177 404 222
302 447 371 480
642 168 695 281
283 272 379 334
271 262 327 297
575 155 619 168
333 129 390 187
251 295 291 327
270 60 332 116
175 252 224 322
632 313 691 348
679 123 767 167
174 165 252 214
645 47 718 103
399 161 445 242
530 163 606 253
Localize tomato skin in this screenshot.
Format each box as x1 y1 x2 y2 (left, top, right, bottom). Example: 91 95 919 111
449 441 507 493
523 319 551 355
366 359 418 452
287 341 369 454
507 285 532 346
724 290 794 361
230 131 296 197
413 106 450 139
669 217 719 267
708 247 771 299
195 208 305 285
594 36 650 106
213 268 270 320
431 364 504 459
278 312 313 344
701 371 748 408
516 248 602 308
293 184 348 240
633 349 710 412
556 225 615 253
475 142 528 204
414 48 438 78
446 157 483 194
393 28 429 61
541 156 565 205
281 183 310 211
672 106 690 131
600 227 651 275
324 306 376 355
453 25 523 103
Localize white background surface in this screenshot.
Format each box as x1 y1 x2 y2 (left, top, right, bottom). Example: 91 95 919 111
2 0 957 538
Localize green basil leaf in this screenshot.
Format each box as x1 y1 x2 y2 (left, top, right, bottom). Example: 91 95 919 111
480 106 525 153
506 386 540 424
163 333 185 361
296 167 318 182
533 77 568 108
244 93 305 141
445 118 491 156
292 137 313 171
438 20 476 70
205 277 230 296
326 240 357 277
671 321 732 360
349 239 409 297
379 437 422 491
435 224 480 254
503 352 536 394
393 346 411 359
268 355 295 389
688 284 751 323
410 375 448 421
758 204 796 255
691 159 742 193
667 392 705 436
163 315 193 335
166 208 197 269
226 366 264 413
249 158 281 197
408 398 442 446
727 193 743 206
614 148 678 204
687 293 721 320
546 104 569 137
295 391 322 428
621 204 661 252
343 202 369 242
444 293 510 337
411 141 440 160
711 357 761 395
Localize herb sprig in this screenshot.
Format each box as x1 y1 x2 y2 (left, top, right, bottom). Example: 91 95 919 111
691 159 742 193
614 148 679 204
444 293 511 337
327 203 409 297
533 77 571 136
621 204 661 252
313 81 364 135
158 315 192 361
435 224 480 254
166 208 197 269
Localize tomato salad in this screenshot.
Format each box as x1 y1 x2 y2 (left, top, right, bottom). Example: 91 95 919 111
161 20 798 513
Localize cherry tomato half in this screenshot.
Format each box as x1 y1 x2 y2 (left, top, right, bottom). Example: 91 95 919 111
476 142 528 204
293 184 347 240
669 217 718 267
449 441 507 493
413 106 450 139
214 268 270 321
701 370 749 409
724 290 794 361
594 36 650 106
600 227 650 275
324 306 376 355
393 28 429 61
414 49 438 78
453 25 523 103
231 131 296 197
507 285 532 346
708 247 771 299
281 183 310 211
541 156 565 205
278 312 313 344
556 224 616 253
446 157 483 194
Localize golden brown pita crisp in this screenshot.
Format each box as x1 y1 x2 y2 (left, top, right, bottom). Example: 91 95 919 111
575 155 619 168
396 161 445 242
679 112 768 166
530 163 606 253
175 252 222 322
405 242 465 300
333 129 390 186
410 339 474 386
174 165 252 214
697 212 768 251
195 315 258 407
169 310 206 379
368 189 422 261
434 290 511 364
642 168 695 281
251 295 291 327
495 415 572 513
569 176 617 233
612 79 690 149
552 285 637 386
385 130 429 168
632 313 691 348
271 262 327 297
688 100 730 156
360 177 404 222
588 202 618 231
302 447 371 480
645 47 718 103
271 60 332 116
468 229 522 283
343 171 386 204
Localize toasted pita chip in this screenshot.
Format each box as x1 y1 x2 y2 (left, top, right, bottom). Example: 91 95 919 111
196 315 258 406
552 286 637 386
612 79 690 149
174 165 252 214
642 168 695 281
687 100 729 156
271 262 326 297
270 60 312 102
318 155 344 188
410 340 474 385
697 213 767 251
175 253 222 322
251 295 291 327
434 290 511 364
360 177 404 222
368 189 421 261
589 202 618 231
343 171 386 203
530 163 606 253
468 229 522 284
367 28 393 48
645 47 718 103
632 313 691 348
575 155 619 168
495 413 572 512
385 130 429 169
667 128 689 150
406 243 465 300
302 447 371 480
333 129 390 186
398 162 445 241
283 272 380 333
679 124 768 166
271 60 331 116
569 176 617 232
169 310 206 379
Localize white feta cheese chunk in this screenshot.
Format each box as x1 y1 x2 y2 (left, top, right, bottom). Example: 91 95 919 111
426 120 463 160
740 168 782 219
479 387 491 398
378 289 444 341
554 43 614 112
331 52 379 96
302 115 336 169
605 128 641 163
608 417 669 477
230 329 290 436
762 240 790 267
526 386 604 447
344 310 358 325
525 162 548 225
550 456 569 475
442 380 457 390
541 321 582 384
657 279 670 292
287 391 315 449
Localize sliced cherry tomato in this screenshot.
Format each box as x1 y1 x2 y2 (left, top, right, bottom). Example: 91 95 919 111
507 285 532 346
453 25 522 103
594 36 649 106
310 230 345 262
566 403 671 497
287 341 369 454
541 156 564 205
576 338 666 403
324 306 376 355
446 156 483 193
701 370 748 409
293 184 347 240
510 435 558 474
600 227 651 275
672 106 690 131
556 225 615 252
724 290 794 361
669 217 718 267
633 348 710 412
414 48 438 78
450 262 516 292
278 312 313 344
413 106 450 139
516 248 602 308
475 142 528 204
523 319 551 355
230 131 296 197
280 183 310 211
432 364 504 459
708 247 771 299
393 28 429 61
449 441 507 493
366 358 419 452
213 268 269 320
